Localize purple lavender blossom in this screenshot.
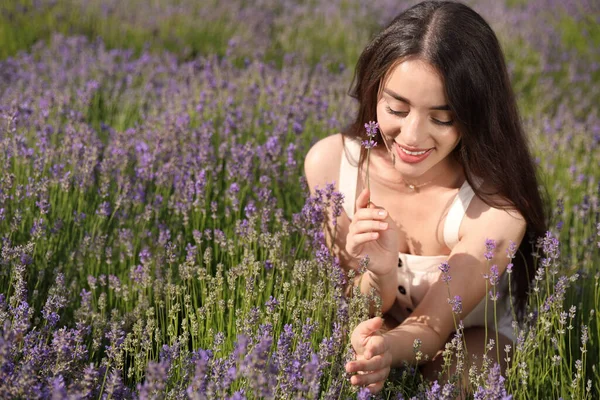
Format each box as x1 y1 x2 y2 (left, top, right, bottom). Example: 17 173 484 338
41 273 67 327
489 290 501 302
70 364 101 398
427 380 441 397
357 387 372 400
228 182 241 208
228 390 246 400
265 296 279 312
541 231 560 260
506 263 513 274
35 199 50 214
10 300 32 336
365 121 379 137
274 324 295 395
489 264 500 286
439 261 450 274
30 217 45 239
187 349 212 396
301 352 322 396
50 375 67 398
473 363 512 400
358 255 370 274
484 238 497 260
95 201 111 217
103 369 132 399
506 240 517 259
244 201 257 218
137 360 170 399
362 121 379 149
448 295 463 314
264 260 273 270
439 261 451 283
239 331 276 398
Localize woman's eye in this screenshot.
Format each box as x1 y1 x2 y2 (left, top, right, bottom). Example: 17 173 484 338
385 105 408 116
386 105 454 126
432 118 454 126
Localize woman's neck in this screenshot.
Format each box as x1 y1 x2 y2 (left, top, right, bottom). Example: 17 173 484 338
367 147 464 193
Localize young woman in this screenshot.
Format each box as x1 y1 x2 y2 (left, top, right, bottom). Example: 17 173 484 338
304 0 546 393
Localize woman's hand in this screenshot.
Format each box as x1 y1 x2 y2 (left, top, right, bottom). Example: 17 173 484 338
345 317 392 393
345 187 398 276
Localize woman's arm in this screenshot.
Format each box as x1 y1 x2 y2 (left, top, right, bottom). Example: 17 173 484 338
389 202 525 365
347 198 526 387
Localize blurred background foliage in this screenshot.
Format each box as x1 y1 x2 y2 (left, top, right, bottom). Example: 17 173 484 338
1 0 599 121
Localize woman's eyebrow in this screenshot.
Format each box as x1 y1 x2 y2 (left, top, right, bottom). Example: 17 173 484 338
383 88 451 111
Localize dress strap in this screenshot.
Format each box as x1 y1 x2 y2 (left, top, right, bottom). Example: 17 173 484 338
339 138 361 219
443 179 479 250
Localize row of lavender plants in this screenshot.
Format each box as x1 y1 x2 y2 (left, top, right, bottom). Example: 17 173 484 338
1 0 599 398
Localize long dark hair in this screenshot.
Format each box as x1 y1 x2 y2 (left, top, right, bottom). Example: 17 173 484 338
344 0 547 317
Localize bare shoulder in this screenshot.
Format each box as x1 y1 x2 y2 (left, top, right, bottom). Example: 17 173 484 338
304 133 345 192
462 193 526 243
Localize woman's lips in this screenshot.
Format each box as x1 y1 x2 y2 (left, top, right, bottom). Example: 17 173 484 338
395 142 434 164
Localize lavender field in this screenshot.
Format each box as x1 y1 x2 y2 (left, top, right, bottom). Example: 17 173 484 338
0 0 598 398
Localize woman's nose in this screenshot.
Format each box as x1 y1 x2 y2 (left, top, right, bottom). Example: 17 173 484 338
400 112 424 145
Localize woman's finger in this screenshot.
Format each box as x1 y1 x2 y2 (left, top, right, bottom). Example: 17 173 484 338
346 354 388 374
349 367 390 387
356 188 387 212
346 232 379 255
353 317 384 343
348 219 388 236
363 336 388 360
350 220 389 235
352 207 388 222
366 381 385 394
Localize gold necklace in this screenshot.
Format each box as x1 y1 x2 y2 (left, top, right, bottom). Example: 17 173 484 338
404 180 432 191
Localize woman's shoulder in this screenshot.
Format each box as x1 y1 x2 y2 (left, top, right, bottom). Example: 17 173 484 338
304 133 346 191
461 189 526 244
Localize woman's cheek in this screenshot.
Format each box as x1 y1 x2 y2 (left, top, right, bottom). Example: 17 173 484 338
378 113 399 138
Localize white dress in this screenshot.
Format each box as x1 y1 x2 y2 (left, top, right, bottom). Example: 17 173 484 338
338 138 515 341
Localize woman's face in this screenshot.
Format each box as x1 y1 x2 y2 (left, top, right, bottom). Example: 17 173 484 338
376 58 461 182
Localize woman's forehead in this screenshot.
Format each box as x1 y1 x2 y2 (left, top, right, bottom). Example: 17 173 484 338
381 59 447 106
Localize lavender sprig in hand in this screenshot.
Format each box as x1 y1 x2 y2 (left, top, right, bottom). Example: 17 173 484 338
362 121 379 204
